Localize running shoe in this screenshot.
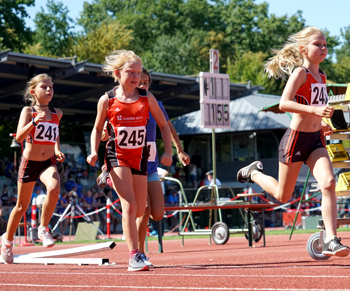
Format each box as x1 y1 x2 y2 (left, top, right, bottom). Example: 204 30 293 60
322 237 350 257
141 253 154 268
128 253 149 271
1 233 13 264
237 161 263 183
96 165 109 189
38 226 55 248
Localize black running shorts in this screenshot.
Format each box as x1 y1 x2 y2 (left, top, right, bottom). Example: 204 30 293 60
18 156 57 183
278 128 326 163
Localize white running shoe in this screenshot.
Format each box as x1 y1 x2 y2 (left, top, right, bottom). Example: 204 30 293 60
128 253 149 271
1 233 13 264
141 253 154 268
237 161 263 183
38 226 55 248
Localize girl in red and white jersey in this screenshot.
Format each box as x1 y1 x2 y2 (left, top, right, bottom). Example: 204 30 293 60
237 27 349 257
1 74 65 264
87 50 172 271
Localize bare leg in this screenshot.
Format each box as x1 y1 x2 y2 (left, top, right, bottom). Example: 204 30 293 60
5 181 35 240
39 166 60 227
307 148 337 239
252 162 303 203
137 180 164 254
109 167 147 252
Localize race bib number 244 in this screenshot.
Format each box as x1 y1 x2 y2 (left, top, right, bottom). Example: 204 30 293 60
311 83 328 107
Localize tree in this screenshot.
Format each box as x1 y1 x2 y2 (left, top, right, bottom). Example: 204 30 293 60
72 20 134 64
0 0 34 51
226 50 285 95
335 26 350 61
25 0 74 57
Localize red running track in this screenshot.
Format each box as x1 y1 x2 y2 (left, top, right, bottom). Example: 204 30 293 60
1 231 350 290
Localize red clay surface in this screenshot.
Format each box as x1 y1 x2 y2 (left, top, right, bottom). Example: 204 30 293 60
1 231 350 290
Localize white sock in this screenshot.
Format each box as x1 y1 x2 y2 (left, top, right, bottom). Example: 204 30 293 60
324 235 337 243
3 235 13 245
250 170 261 180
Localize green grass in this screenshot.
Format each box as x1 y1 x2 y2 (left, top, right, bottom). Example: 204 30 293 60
49 227 350 246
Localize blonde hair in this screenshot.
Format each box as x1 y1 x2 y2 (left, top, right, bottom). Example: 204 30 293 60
23 73 52 106
103 50 142 82
264 27 325 79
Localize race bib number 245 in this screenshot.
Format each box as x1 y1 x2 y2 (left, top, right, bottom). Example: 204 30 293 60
117 126 146 149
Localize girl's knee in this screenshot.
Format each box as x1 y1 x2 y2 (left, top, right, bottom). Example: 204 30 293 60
319 176 336 191
150 210 164 221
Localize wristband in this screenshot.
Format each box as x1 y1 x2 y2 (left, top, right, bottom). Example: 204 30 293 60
32 117 38 127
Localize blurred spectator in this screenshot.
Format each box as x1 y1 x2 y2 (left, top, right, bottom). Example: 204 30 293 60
191 150 203 182
0 199 6 234
82 190 98 222
96 190 107 233
4 161 16 184
1 185 10 206
166 189 179 230
188 163 197 188
205 170 221 186
56 192 69 234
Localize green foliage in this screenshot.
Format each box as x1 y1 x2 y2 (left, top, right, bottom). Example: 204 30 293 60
336 26 350 62
71 20 134 64
227 50 285 95
0 0 34 52
25 0 74 57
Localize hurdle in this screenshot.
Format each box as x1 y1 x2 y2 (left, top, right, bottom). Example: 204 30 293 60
0 241 116 265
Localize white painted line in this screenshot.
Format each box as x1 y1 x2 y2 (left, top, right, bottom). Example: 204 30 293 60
0 284 349 290
12 257 108 265
14 241 115 259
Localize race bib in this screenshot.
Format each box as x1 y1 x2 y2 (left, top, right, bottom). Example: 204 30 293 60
311 83 328 107
34 122 59 143
147 141 157 162
117 126 146 149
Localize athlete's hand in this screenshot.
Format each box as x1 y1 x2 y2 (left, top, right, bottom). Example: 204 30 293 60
55 151 65 163
159 152 172 167
86 153 98 167
321 120 334 136
178 151 190 166
314 106 334 118
34 111 46 124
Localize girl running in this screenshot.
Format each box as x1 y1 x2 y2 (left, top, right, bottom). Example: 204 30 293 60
86 50 172 271
237 27 349 257
1 73 65 264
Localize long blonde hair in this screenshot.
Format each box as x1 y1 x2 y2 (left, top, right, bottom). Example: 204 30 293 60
23 73 52 106
264 27 325 79
103 50 142 82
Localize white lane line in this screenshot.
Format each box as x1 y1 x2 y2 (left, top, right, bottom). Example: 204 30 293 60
0 284 349 290
0 271 349 278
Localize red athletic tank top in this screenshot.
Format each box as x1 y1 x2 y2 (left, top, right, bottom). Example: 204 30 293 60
294 67 328 107
105 88 149 170
26 107 60 145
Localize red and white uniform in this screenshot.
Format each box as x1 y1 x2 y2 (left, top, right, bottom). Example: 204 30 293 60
105 88 149 171
26 107 60 145
294 67 328 106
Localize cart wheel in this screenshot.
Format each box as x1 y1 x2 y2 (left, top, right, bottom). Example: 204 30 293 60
306 232 329 260
211 222 229 245
245 220 263 243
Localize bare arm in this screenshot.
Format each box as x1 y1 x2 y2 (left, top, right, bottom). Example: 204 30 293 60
54 109 65 163
168 121 190 166
86 94 108 167
279 68 333 118
148 93 172 166
16 107 45 143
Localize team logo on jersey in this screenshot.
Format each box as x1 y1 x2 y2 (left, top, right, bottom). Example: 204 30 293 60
138 102 145 113
115 107 121 112
117 115 122 121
